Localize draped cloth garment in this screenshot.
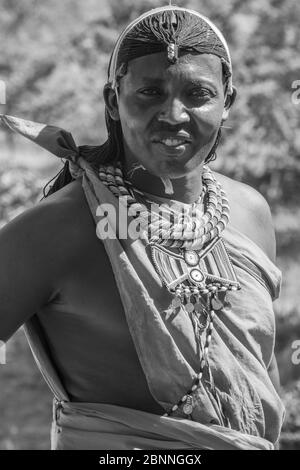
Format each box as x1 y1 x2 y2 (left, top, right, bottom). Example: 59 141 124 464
1 115 285 449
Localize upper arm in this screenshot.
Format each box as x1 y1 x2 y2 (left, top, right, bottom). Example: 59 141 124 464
219 172 277 263
0 202 72 342
245 186 276 263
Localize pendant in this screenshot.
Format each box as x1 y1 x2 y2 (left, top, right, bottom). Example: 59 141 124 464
194 301 204 313
211 296 224 311
150 239 240 293
167 43 178 63
189 268 205 284
184 250 200 267
185 302 194 313
183 395 194 415
171 297 181 308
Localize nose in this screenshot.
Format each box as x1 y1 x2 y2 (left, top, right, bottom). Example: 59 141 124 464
157 96 190 125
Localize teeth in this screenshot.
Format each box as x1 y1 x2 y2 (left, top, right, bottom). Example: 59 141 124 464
161 138 186 147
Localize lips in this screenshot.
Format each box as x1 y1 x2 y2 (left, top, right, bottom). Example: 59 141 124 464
159 138 189 147
152 132 192 147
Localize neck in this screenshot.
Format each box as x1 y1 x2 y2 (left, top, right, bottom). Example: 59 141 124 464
123 161 205 204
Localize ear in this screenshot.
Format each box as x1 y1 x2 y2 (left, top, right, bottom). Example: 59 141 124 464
103 84 120 121
222 86 237 122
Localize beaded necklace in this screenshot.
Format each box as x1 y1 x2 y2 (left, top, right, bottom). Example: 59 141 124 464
98 163 240 418
99 163 229 250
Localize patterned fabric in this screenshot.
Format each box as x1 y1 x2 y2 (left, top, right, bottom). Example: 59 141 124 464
150 238 239 291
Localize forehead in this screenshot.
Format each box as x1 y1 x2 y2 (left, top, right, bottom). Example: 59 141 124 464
122 52 223 86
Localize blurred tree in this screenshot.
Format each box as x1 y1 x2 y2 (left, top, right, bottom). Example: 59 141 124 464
0 163 42 227
1 0 299 208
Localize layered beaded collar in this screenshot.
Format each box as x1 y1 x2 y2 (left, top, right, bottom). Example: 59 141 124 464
99 163 229 250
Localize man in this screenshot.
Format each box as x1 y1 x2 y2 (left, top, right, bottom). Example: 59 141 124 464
0 6 284 449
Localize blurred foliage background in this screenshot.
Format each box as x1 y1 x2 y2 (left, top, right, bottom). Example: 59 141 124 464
0 0 300 450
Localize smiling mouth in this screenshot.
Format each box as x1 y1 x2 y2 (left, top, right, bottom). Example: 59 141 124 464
159 138 189 147
153 137 191 147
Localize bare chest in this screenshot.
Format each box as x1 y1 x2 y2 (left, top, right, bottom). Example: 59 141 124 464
38 220 163 413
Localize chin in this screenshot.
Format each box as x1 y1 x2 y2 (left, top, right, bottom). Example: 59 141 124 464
154 157 202 179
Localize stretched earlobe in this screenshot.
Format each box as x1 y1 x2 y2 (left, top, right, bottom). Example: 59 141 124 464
222 86 237 121
103 84 120 121
226 86 237 109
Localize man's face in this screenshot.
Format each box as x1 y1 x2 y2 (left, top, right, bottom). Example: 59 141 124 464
110 52 229 178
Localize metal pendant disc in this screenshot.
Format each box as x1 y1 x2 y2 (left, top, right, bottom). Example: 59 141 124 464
184 250 199 267
185 302 194 313
211 297 223 311
194 302 203 313
190 269 204 283
172 297 181 308
183 403 194 415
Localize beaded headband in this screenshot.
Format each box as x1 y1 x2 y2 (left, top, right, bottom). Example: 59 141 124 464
108 5 233 96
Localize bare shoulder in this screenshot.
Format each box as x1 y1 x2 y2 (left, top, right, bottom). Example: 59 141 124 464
39 177 93 230
213 171 276 262
38 177 97 250
0 178 96 340
0 178 95 270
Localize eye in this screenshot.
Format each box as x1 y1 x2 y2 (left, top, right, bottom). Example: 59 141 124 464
189 88 215 99
138 88 162 97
